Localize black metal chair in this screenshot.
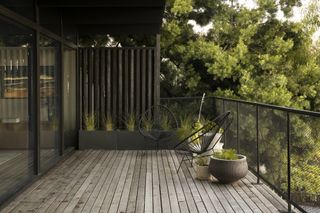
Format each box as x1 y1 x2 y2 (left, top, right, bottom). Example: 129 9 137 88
138 105 179 150
174 111 232 172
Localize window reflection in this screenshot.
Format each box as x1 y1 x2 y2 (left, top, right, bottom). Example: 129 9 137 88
0 17 34 203
39 36 60 171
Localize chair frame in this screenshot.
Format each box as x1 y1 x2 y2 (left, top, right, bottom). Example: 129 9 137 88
174 111 232 172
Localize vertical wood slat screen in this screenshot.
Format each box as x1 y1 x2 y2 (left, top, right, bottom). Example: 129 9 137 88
79 47 158 129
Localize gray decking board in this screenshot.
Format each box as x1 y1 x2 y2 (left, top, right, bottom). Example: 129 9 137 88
1 150 294 213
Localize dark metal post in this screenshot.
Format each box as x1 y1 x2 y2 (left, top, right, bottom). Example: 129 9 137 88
222 100 226 146
256 105 260 184
237 102 240 153
155 34 160 106
59 13 64 156
287 112 292 212
32 0 40 175
75 33 80 149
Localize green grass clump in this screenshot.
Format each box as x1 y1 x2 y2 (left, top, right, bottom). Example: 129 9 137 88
124 113 136 131
104 116 114 131
83 114 95 131
142 116 153 131
176 115 193 140
214 149 238 160
160 114 171 131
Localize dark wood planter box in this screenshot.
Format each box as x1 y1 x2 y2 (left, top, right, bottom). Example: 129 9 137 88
79 130 117 149
78 130 181 150
117 131 151 150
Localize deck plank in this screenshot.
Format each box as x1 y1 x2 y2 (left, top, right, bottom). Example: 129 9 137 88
1 150 296 213
126 151 143 213
165 151 189 213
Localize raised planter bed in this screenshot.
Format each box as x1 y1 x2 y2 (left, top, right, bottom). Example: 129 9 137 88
79 130 180 150
79 130 117 149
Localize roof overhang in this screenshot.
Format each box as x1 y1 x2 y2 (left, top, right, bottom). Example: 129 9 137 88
37 0 165 35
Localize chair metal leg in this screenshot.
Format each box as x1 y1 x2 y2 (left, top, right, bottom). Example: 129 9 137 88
177 155 185 172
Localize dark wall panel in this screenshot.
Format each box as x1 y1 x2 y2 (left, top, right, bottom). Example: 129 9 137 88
79 47 157 129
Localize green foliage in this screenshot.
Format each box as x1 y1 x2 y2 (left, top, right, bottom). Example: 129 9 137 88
142 117 153 131
104 116 113 131
177 115 193 140
83 114 95 131
196 156 209 166
160 114 171 131
124 113 136 131
214 149 238 160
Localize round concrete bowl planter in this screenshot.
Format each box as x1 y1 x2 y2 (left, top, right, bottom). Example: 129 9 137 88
209 154 248 184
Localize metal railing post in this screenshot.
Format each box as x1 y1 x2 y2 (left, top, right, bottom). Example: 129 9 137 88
222 100 226 146
287 112 292 212
256 105 260 184
237 102 240 153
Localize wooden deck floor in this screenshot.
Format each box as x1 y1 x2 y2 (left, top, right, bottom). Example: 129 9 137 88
1 150 293 213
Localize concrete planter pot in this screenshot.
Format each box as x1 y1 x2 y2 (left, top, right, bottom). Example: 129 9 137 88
209 154 248 184
195 164 210 180
79 130 117 149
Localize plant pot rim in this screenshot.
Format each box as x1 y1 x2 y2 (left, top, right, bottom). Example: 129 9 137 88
196 164 209 167
210 154 246 162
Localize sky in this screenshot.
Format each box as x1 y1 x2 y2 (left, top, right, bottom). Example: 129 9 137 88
189 0 319 41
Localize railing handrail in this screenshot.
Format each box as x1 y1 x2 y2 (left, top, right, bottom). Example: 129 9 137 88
161 96 320 117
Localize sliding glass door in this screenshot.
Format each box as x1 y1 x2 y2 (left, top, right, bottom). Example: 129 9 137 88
0 16 34 203
39 36 60 171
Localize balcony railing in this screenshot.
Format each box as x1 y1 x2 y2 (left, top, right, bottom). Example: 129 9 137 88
161 96 320 213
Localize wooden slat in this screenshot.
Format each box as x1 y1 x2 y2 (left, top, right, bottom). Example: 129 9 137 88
145 151 153 213
112 48 117 126
126 151 143 212
169 151 199 213
114 151 137 212
147 49 152 111
82 49 88 119
165 150 189 213
151 151 161 213
99 151 130 212
69 151 115 212
124 49 129 116
141 49 146 116
89 151 125 212
106 49 111 119
135 49 141 118
135 150 147 213
94 48 100 128
100 49 106 126
88 48 94 116
80 151 118 213
161 151 180 213
129 49 134 115
118 49 123 128
154 34 160 106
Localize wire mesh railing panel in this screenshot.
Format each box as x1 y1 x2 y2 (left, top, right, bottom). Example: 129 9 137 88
238 103 257 171
290 113 320 211
221 100 238 150
160 97 202 123
258 107 288 195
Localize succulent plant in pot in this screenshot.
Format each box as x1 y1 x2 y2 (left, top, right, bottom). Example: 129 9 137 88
209 149 248 184
195 155 211 180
